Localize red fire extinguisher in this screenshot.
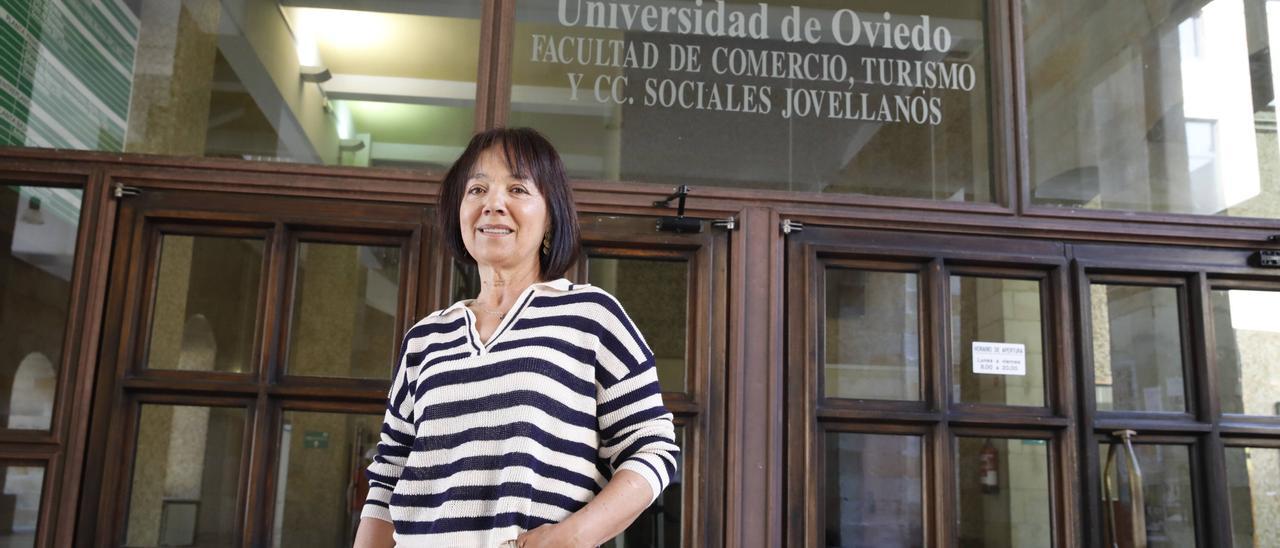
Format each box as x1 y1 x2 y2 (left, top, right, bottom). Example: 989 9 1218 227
979 439 1000 495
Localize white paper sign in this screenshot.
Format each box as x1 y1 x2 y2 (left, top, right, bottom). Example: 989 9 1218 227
972 342 1026 376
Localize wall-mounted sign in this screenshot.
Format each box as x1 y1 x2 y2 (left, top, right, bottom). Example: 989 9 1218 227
972 342 1025 376
532 1 977 125
303 430 330 449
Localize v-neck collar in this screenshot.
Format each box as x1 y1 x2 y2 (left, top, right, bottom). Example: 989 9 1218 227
447 278 575 353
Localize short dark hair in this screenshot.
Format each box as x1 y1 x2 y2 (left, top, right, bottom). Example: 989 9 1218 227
438 127 580 280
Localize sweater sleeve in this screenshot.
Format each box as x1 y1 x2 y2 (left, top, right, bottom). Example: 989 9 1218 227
362 329 418 522
592 292 680 505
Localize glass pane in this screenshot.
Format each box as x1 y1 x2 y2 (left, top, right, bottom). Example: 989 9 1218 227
1226 446 1280 546
1025 0 1280 219
1212 289 1280 415
147 235 263 373
1098 442 1195 547
825 269 920 400
0 2 480 169
126 405 246 547
286 243 401 379
956 437 1051 548
273 411 382 547
603 425 685 548
450 259 481 306
588 257 689 392
825 432 923 546
510 1 994 201
1 186 81 430
1091 284 1186 412
951 277 1046 406
0 462 45 547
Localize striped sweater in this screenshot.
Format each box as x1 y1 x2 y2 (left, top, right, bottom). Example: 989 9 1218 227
362 278 679 546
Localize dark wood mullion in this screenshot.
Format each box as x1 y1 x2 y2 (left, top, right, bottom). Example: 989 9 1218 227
55 169 116 547
783 234 809 548
986 0 1017 213
1191 272 1232 547
244 220 289 546
1070 257 1105 547
1048 263 1080 547
928 256 951 548
78 190 154 547
1009 0 1032 218
473 0 501 131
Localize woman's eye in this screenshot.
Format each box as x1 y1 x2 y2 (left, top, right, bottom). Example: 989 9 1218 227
467 186 484 195
511 186 528 194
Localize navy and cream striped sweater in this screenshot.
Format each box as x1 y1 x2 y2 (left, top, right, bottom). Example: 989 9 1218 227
361 278 679 546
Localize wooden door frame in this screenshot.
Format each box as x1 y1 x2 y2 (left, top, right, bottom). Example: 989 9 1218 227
76 188 432 546
785 226 1077 547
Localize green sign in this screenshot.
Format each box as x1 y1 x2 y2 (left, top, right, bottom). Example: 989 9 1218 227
0 0 137 150
303 431 329 449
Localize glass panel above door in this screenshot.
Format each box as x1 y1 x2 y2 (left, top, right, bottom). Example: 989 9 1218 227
1090 284 1187 413
146 235 264 374
1212 289 1280 416
510 0 994 200
285 242 402 380
0 1 481 169
825 268 922 401
950 277 1047 407
1024 0 1280 219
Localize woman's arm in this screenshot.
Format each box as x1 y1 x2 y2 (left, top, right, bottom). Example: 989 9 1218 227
516 469 653 547
354 517 396 548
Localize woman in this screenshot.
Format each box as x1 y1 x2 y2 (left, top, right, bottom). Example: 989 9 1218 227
354 128 679 547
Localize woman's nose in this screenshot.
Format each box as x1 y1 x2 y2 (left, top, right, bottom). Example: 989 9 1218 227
482 190 505 214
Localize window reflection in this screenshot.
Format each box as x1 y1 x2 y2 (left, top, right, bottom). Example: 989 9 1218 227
1226 446 1280 546
1098 442 1196 547
0 187 81 431
1025 0 1280 218
274 411 382 547
1090 284 1186 413
0 463 44 547
126 405 245 547
825 432 923 547
825 268 921 401
956 437 1051 548
1 2 481 168
1212 289 1280 415
950 277 1046 407
286 242 401 380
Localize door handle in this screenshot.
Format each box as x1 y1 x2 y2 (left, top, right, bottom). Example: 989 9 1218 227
1103 429 1146 548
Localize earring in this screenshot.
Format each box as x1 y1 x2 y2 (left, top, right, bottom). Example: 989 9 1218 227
542 232 551 255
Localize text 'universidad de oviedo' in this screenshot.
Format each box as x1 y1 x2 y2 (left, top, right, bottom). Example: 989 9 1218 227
540 0 980 125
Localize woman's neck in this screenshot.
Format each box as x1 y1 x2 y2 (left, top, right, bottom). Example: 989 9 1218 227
473 262 542 311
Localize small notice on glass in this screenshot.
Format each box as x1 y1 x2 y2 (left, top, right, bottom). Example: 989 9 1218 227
972 342 1026 376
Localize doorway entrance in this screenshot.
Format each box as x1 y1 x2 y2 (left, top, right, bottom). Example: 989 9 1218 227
78 186 728 547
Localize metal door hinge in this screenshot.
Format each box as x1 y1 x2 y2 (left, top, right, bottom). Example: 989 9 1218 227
781 219 803 235
113 183 141 199
711 217 736 231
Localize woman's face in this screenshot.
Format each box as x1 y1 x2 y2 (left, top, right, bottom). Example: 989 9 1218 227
459 147 550 272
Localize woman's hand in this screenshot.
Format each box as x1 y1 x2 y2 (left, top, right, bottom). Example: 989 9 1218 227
513 522 591 548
